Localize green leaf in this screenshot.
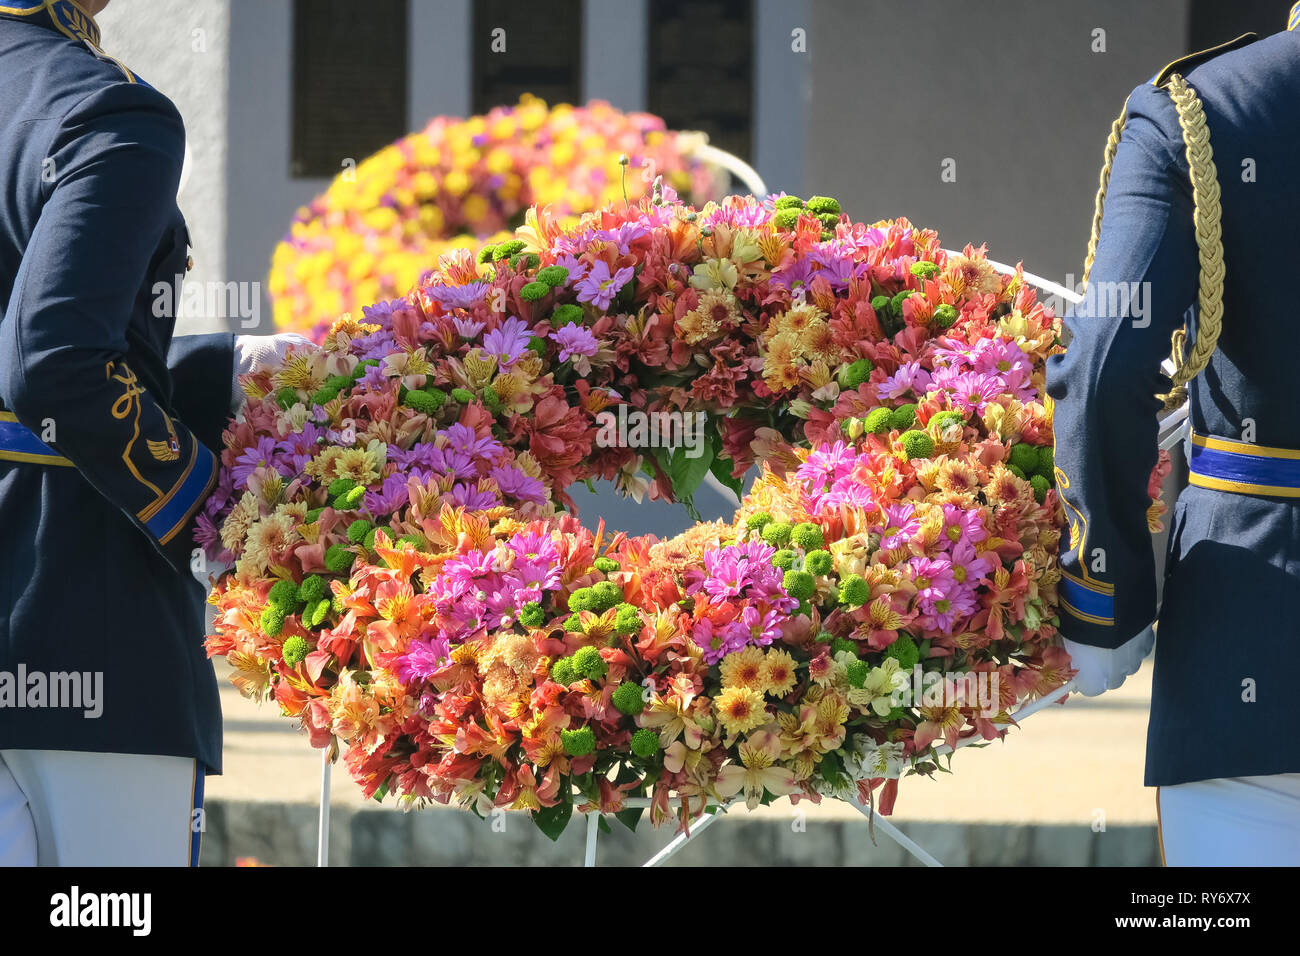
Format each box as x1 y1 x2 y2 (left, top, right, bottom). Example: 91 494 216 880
532 799 573 842
709 453 744 502
615 806 645 832
667 442 714 502
597 815 612 835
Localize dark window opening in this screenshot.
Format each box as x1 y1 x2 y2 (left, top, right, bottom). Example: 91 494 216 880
291 0 409 179
471 0 583 114
647 0 754 161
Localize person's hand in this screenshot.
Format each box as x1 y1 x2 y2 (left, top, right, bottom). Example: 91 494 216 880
232 333 313 412
1063 625 1154 697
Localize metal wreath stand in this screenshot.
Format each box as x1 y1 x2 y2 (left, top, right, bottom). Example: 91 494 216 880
313 144 1189 868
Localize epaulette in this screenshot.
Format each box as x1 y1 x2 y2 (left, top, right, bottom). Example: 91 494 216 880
46 0 140 84
1151 33 1257 87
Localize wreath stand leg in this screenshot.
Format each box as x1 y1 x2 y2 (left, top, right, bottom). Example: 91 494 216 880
583 811 599 867
317 746 331 867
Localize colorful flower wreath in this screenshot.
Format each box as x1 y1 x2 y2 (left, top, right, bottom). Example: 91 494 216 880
268 96 717 339
208 184 1086 837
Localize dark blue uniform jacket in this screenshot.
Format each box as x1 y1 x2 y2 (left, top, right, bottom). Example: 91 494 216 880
0 1 232 773
1048 27 1300 786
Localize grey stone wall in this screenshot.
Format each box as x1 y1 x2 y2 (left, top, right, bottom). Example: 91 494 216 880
201 798 1160 867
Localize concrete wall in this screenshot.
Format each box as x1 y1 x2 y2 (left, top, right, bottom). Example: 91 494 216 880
201 798 1161 867
805 0 1192 287
96 0 231 332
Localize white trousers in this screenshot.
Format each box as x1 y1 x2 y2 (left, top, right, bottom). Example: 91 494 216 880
1159 773 1300 866
0 750 201 866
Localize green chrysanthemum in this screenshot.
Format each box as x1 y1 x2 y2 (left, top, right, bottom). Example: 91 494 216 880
1008 442 1040 475
761 521 792 548
593 556 620 573
885 634 920 671
771 548 796 571
327 477 357 497
783 570 816 600
537 265 570 287
572 645 607 680
772 208 802 231
305 598 331 629
519 281 549 301
332 485 365 511
346 519 373 545
830 636 858 658
324 544 354 574
551 303 583 326
567 587 597 612
518 602 546 628
1036 445 1055 478
805 549 833 575
933 303 960 329
590 580 623 612
611 681 646 716
309 386 338 407
805 195 841 215
889 290 914 316
838 574 870 606
297 574 326 605
550 657 576 686
281 635 310 667
259 604 286 637
612 603 642 636
773 195 805 210
790 522 824 551
930 409 965 432
836 357 874 390
268 578 300 610
888 403 917 431
491 239 526 261
745 512 773 533
864 407 894 435
403 388 446 416
560 726 596 757
630 727 660 758
899 429 935 460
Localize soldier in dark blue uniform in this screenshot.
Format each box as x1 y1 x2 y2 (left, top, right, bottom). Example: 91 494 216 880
0 0 303 865
1047 5 1300 864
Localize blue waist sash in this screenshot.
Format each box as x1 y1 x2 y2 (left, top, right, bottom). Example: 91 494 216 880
1188 430 1300 498
0 412 73 466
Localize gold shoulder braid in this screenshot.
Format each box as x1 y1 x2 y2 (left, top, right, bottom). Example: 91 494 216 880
1083 74 1225 412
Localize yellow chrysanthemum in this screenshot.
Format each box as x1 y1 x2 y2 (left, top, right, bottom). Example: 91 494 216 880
762 648 798 697
715 686 769 737
719 646 766 691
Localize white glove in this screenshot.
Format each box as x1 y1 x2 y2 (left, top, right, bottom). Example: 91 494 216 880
1063 625 1154 697
232 333 313 412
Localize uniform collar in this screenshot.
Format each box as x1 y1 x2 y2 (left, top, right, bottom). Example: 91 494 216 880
0 1 102 47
